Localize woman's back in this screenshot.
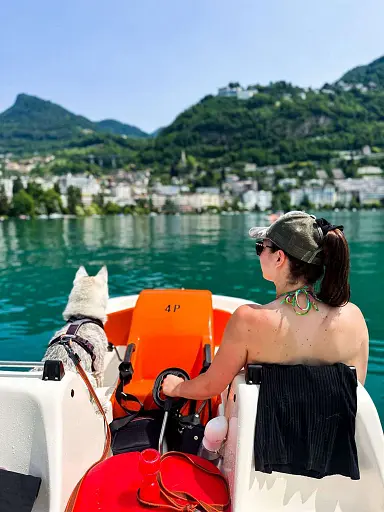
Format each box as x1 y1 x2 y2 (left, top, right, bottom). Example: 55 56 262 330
244 298 369 383
162 211 369 400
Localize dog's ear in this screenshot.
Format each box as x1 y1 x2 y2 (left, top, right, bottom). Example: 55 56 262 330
96 265 108 283
74 266 88 282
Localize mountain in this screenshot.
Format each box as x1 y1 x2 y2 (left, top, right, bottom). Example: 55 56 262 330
95 119 148 138
0 94 148 153
0 94 95 153
338 55 384 87
4 54 384 163
140 79 384 168
150 127 164 137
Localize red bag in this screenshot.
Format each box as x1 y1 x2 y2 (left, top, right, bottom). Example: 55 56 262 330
73 451 230 512
138 451 230 512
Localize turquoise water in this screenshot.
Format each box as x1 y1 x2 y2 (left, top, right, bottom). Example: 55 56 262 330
0 212 383 425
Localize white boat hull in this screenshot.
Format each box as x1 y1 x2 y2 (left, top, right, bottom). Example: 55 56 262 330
0 293 383 512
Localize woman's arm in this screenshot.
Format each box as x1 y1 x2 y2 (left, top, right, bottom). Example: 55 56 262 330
162 306 249 400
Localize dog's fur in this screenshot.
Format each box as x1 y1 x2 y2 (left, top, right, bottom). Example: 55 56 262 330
40 266 109 388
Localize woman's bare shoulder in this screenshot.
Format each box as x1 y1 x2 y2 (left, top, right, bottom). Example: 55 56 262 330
231 303 274 332
339 302 367 322
332 302 369 338
232 302 266 319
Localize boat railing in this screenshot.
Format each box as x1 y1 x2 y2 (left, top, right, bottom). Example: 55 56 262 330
0 361 44 369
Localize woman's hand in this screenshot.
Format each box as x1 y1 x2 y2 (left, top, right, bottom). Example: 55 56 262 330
162 374 185 397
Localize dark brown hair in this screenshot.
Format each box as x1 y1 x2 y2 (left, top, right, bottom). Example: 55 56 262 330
270 228 350 307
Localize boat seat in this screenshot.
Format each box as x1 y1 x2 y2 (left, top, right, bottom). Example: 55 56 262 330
221 367 384 512
0 369 105 512
112 289 214 415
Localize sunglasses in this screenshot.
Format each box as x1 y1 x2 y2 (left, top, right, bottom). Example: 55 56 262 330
255 241 274 257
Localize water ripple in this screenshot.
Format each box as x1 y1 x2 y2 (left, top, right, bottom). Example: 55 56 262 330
0 213 383 423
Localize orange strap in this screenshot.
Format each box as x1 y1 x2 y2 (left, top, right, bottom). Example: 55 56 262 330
137 451 230 512
64 362 111 512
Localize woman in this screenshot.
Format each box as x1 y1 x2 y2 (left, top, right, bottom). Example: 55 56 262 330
163 211 369 400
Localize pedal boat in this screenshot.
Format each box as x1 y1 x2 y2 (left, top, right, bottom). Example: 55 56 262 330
0 289 383 512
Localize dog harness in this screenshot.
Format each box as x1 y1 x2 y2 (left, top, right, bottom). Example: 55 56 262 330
48 317 104 372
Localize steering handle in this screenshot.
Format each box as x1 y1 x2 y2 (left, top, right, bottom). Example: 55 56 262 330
152 367 190 410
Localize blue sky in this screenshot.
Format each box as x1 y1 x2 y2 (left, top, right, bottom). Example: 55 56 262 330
1 0 384 132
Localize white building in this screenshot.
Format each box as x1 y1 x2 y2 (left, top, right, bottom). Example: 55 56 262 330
58 173 101 206
0 178 13 200
242 190 258 211
110 184 134 206
178 192 220 212
357 166 382 176
218 86 240 97
153 185 180 196
332 168 345 180
359 185 384 205
217 85 255 100
33 177 57 191
237 90 255 100
194 188 221 210
152 188 221 212
151 194 167 210
336 178 384 205
278 178 297 190
227 180 257 196
290 186 337 208
316 170 328 180
244 163 257 173
256 190 272 211
305 179 325 188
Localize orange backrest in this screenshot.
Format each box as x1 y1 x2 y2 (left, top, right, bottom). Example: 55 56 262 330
112 289 214 415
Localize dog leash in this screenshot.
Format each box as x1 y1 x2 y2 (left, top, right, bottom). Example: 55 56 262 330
62 344 111 512
62 347 229 512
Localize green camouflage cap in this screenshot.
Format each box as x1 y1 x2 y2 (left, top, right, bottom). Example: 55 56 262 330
249 211 324 265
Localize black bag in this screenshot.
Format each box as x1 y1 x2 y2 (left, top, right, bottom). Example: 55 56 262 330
0 469 41 512
110 393 164 455
166 401 208 455
110 412 163 455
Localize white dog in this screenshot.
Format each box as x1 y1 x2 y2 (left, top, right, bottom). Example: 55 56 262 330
40 265 109 388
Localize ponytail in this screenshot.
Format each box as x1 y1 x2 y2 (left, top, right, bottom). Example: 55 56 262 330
317 228 350 307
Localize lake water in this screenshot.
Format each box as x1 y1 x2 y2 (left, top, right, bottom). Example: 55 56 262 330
0 212 383 425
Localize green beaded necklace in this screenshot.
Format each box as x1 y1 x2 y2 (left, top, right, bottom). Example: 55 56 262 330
276 286 320 316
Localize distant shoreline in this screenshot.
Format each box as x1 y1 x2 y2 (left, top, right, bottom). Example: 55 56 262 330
1 207 382 223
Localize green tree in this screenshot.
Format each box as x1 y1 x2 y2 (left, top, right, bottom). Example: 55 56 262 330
231 197 240 211
67 186 82 214
84 203 102 216
299 194 314 210
104 201 121 215
75 205 85 216
11 190 35 216
163 198 178 214
350 196 361 209
12 177 24 195
43 189 63 215
186 155 197 171
0 185 10 216
272 190 291 211
93 192 105 209
123 205 134 215
26 181 44 202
